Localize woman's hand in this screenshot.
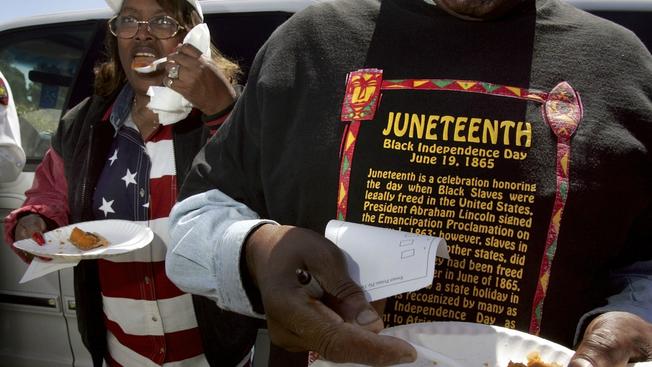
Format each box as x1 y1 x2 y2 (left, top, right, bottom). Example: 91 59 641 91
15 214 47 241
14 213 51 262
245 224 417 366
569 311 652 367
164 44 236 116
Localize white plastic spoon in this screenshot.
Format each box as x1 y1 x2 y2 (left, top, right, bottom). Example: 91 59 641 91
133 56 167 73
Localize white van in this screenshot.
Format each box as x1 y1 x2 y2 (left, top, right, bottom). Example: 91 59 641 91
0 1 650 366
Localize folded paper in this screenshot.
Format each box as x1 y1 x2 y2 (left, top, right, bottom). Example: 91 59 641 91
325 220 448 301
20 258 78 284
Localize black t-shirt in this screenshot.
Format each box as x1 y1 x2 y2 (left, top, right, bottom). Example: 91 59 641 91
181 0 652 349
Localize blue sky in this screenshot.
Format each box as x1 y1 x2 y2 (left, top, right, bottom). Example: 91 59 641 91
0 0 111 24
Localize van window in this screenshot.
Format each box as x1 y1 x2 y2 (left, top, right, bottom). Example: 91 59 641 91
0 22 96 162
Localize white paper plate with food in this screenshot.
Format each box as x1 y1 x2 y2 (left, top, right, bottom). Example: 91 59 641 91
13 219 153 261
312 321 572 367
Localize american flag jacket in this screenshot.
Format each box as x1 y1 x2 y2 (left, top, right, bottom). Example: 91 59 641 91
4 85 260 367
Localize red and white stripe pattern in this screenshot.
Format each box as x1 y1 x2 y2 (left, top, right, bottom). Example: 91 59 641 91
96 122 207 366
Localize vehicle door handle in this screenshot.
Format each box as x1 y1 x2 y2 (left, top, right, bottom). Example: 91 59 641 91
0 292 59 309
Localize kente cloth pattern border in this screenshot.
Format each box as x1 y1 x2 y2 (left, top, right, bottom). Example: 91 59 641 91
336 71 582 336
337 121 362 221
381 78 549 103
530 81 583 334
0 77 8 105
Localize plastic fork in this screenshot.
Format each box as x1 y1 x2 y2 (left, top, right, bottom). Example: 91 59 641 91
134 56 167 73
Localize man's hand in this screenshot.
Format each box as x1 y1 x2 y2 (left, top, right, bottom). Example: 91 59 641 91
245 224 417 366
569 311 652 367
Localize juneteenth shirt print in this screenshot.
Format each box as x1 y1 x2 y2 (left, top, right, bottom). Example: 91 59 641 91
339 68 582 334
337 0 578 336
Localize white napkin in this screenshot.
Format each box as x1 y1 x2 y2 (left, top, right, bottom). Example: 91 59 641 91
19 258 79 284
147 23 211 125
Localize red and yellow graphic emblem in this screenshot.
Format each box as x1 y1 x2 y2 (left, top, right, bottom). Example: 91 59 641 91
0 78 8 106
543 81 583 139
340 69 383 121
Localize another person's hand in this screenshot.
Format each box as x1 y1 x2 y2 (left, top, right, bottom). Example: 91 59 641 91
164 44 236 116
14 213 51 262
569 311 652 367
245 224 417 366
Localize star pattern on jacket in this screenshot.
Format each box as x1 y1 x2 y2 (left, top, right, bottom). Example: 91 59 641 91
94 126 150 222
109 149 119 166
98 198 115 218
121 168 137 188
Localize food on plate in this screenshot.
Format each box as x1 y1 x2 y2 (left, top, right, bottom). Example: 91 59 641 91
507 352 562 367
69 227 109 250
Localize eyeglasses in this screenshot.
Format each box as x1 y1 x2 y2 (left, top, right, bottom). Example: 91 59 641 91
108 15 186 39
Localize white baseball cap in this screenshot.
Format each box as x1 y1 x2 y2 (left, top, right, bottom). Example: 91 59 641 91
105 0 204 21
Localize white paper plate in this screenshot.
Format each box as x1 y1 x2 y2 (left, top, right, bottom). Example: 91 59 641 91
13 219 154 261
312 321 572 367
